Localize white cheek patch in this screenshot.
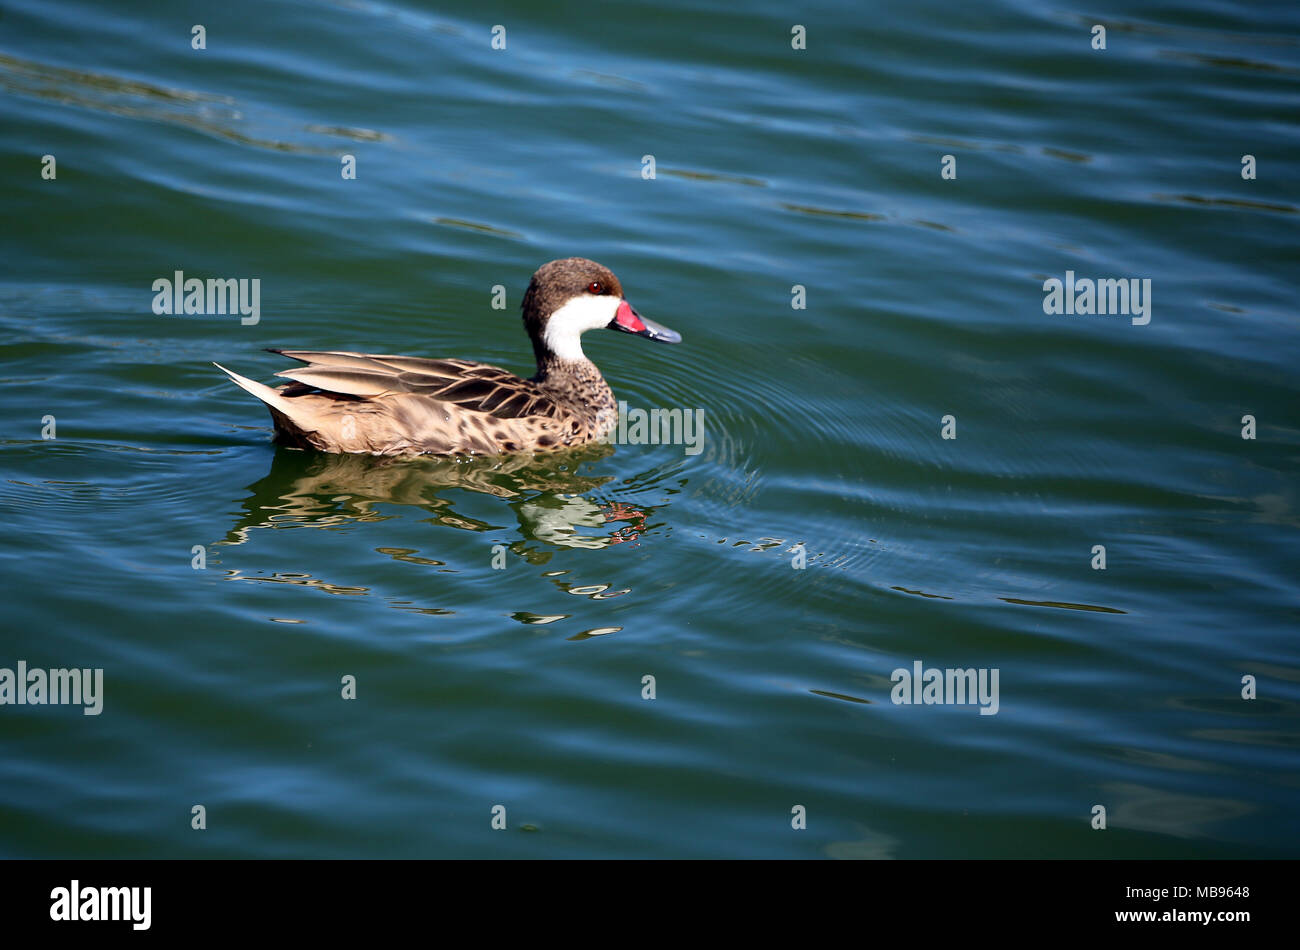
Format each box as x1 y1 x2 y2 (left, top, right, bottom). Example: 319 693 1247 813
543 295 622 362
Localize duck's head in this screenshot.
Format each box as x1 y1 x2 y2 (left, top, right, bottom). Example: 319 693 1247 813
522 257 681 364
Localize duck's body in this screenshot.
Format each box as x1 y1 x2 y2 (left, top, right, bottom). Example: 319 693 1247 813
218 348 618 455
215 258 680 456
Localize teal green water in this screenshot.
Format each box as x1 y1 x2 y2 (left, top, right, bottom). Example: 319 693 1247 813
2 0 1298 858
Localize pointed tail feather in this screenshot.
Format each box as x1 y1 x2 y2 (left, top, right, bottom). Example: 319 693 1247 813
213 362 325 448
213 362 295 412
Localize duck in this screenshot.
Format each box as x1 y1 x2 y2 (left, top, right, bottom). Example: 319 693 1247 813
214 257 681 456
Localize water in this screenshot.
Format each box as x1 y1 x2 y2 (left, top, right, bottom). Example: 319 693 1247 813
1 0 1297 858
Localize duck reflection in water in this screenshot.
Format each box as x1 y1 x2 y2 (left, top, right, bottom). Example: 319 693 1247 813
220 441 654 556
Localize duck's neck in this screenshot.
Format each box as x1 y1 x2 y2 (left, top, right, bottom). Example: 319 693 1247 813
532 356 617 427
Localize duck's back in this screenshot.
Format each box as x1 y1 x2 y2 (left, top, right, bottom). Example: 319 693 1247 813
218 350 598 456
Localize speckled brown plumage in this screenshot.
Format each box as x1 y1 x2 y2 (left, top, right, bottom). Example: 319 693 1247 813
215 258 679 456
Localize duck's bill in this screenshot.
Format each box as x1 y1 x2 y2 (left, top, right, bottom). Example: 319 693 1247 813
610 300 682 344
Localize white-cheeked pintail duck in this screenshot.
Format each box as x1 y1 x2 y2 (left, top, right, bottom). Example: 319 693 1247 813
215 258 681 456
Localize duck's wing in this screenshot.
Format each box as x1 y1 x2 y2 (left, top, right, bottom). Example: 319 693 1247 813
266 349 562 420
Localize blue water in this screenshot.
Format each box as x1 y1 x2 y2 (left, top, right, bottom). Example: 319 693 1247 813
1 0 1297 857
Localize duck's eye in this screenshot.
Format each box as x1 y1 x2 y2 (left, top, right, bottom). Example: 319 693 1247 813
588 281 603 295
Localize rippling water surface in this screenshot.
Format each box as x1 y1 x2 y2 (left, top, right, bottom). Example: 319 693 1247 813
2 0 1298 857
